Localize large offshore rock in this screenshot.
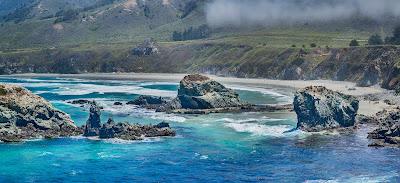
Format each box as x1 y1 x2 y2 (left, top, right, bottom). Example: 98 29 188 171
0 84 81 142
158 74 244 112
83 102 102 137
293 86 359 132
368 110 400 147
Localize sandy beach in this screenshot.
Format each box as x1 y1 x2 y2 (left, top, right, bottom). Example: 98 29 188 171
6 73 398 116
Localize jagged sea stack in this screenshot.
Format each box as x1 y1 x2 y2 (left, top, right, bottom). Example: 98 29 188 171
293 86 359 132
84 102 102 136
0 84 81 142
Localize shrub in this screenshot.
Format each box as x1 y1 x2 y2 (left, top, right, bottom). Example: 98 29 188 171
368 34 383 45
349 39 359 47
310 43 317 48
172 25 211 41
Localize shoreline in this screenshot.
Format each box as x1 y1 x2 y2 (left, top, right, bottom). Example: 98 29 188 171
3 73 397 116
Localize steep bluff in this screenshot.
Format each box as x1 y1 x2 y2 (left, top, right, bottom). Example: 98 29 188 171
1 44 400 91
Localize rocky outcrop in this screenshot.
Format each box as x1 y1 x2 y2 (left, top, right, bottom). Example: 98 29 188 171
357 64 381 87
131 38 159 57
99 118 175 140
83 102 176 140
294 86 359 132
368 109 400 147
127 95 169 109
83 102 102 137
0 84 81 142
157 74 244 112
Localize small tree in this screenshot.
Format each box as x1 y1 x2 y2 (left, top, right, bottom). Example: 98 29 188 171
349 39 359 47
368 34 383 45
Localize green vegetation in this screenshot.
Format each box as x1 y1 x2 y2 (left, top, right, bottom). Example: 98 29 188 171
385 25 400 45
179 0 197 18
310 43 317 48
54 9 79 23
0 87 7 95
172 25 211 41
368 34 384 45
349 39 359 47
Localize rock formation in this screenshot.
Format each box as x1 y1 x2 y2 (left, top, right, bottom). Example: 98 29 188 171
83 102 102 136
368 109 400 147
84 102 176 140
0 84 81 142
293 86 359 132
99 119 176 140
157 74 244 112
127 95 169 109
131 38 159 56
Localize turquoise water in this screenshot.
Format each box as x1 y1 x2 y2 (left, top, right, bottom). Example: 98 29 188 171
0 77 399 182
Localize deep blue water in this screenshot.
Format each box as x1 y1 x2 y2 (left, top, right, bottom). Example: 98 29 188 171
0 76 399 183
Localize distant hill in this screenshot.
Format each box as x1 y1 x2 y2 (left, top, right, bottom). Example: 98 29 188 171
0 0 207 49
0 0 399 50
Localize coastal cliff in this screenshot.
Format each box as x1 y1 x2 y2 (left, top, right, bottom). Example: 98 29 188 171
1 45 400 92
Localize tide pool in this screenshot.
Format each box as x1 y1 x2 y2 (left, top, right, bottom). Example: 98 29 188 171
0 76 399 182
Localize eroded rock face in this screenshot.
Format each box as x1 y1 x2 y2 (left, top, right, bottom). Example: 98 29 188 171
0 84 81 142
294 86 359 132
368 110 400 147
357 65 381 87
158 74 244 112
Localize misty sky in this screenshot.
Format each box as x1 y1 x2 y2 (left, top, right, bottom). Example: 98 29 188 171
206 0 400 27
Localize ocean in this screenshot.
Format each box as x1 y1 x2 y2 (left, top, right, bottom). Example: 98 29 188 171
0 76 398 182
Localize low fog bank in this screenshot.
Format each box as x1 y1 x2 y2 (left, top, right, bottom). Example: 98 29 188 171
206 0 400 27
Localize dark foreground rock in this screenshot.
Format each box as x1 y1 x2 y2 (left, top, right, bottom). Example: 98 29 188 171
294 86 359 132
0 84 81 142
84 103 176 140
368 109 400 147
